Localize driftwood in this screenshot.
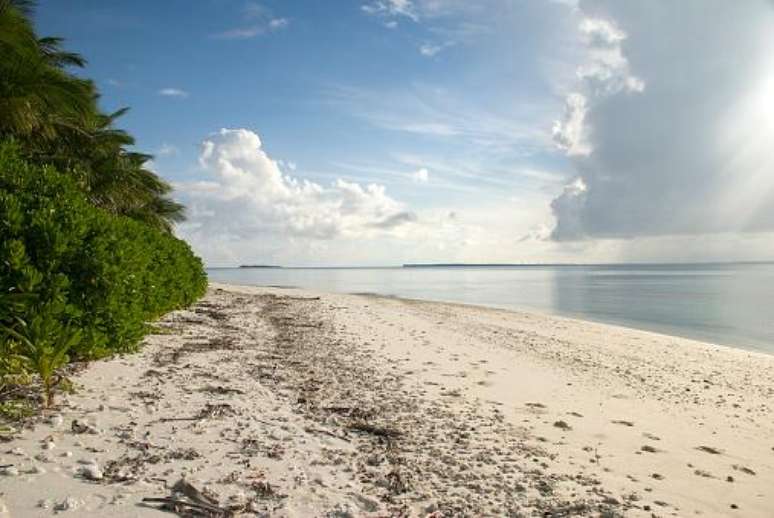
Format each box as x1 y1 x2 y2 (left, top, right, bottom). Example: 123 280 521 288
143 479 232 517
141 497 229 517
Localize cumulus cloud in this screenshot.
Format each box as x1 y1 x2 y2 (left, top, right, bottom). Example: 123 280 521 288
158 88 188 98
551 14 643 160
551 93 589 156
177 129 419 253
550 0 774 241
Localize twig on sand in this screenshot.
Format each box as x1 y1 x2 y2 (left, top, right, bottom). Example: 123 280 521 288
347 421 401 438
141 497 230 517
304 426 351 442
143 479 232 517
159 417 200 422
160 403 237 423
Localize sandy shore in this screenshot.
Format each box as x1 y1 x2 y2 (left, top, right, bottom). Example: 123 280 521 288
1 283 772 516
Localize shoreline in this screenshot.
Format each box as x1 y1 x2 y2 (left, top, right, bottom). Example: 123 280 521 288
221 281 774 360
1 282 772 516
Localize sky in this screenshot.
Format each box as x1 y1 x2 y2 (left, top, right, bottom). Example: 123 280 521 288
36 0 774 266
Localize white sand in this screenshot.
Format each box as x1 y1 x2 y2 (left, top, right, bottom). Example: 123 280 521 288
1 282 772 516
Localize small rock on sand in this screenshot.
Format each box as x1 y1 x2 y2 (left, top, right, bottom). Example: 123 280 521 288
1 466 19 477
78 464 104 481
54 496 81 512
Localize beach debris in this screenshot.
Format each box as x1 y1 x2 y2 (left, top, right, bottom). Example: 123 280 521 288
346 421 401 438
696 445 723 455
732 464 756 476
78 463 104 481
611 420 634 427
143 479 232 517
160 403 237 423
640 445 658 453
199 385 244 395
47 414 64 428
71 419 98 434
553 420 572 431
303 426 351 442
28 464 45 474
54 496 81 512
1 465 18 476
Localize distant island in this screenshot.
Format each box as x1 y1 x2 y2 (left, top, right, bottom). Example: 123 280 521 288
402 261 774 268
402 263 577 268
238 265 282 269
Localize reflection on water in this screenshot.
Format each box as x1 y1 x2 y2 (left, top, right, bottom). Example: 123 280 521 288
207 263 774 353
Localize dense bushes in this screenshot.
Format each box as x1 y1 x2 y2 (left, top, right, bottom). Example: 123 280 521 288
0 2 207 409
0 143 207 404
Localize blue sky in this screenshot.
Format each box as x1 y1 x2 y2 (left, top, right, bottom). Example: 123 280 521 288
36 1 774 266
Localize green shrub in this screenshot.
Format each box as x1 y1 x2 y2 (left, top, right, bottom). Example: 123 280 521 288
0 142 207 403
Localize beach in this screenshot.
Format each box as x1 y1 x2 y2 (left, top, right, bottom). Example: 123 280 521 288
1 282 772 516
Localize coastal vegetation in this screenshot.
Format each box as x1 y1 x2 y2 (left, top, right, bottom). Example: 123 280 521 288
0 1 207 409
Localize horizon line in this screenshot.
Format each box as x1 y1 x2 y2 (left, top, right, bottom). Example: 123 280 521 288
206 260 774 270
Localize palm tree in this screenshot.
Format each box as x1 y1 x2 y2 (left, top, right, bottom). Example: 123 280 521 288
0 1 94 140
0 0 186 231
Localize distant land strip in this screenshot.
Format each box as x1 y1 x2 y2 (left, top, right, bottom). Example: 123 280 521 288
401 261 774 268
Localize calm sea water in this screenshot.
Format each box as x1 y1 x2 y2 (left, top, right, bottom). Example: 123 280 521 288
207 263 774 354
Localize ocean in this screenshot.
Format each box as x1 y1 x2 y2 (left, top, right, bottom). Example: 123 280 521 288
207 263 774 353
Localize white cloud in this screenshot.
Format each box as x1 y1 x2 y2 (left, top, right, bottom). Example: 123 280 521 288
551 92 589 156
158 88 188 98
550 0 774 241
362 0 418 22
157 143 179 157
213 3 288 39
269 18 288 29
551 15 642 158
411 167 430 183
578 17 624 45
178 129 419 249
419 41 454 57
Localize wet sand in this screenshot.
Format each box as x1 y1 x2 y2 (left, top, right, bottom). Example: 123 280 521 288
1 283 772 516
